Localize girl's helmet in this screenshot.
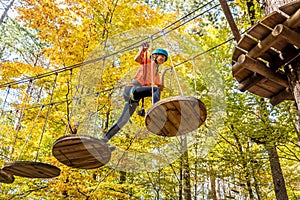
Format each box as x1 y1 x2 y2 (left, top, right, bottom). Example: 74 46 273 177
151 48 168 61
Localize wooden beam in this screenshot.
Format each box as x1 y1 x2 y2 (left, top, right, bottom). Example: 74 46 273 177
272 24 300 48
284 8 300 28
270 88 294 106
236 54 289 88
238 72 264 92
232 54 247 76
219 0 241 41
247 34 281 58
239 45 299 91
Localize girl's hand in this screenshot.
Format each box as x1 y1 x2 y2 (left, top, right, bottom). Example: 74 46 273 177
141 42 149 51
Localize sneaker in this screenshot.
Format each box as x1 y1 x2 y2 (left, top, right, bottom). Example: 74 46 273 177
137 109 145 117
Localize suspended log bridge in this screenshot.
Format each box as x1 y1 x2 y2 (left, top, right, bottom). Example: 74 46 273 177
231 1 300 105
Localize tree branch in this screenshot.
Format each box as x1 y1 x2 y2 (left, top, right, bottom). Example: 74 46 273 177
0 0 15 26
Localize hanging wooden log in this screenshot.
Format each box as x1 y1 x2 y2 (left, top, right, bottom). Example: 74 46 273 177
0 169 14 184
145 96 207 137
2 161 60 178
52 135 111 169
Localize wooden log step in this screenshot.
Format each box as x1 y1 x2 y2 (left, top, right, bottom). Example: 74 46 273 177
145 96 207 137
52 135 111 169
2 161 60 178
0 169 14 184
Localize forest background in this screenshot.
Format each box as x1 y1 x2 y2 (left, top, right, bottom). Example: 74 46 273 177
0 0 299 199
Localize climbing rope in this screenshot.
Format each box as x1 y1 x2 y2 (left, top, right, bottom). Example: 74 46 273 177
161 30 184 96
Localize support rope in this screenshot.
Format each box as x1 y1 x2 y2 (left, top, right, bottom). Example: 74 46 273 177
161 30 184 96
35 73 58 161
17 105 44 160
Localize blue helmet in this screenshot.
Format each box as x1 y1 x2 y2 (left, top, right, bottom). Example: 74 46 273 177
151 48 168 61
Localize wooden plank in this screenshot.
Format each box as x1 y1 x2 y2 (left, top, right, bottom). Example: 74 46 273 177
247 32 281 58
169 97 206 134
248 85 274 98
246 23 271 41
237 35 258 52
257 78 285 93
234 68 254 83
257 48 280 62
269 38 289 52
145 104 170 136
260 11 287 29
171 100 199 131
54 147 109 161
164 101 182 130
270 88 294 105
279 1 300 16
269 44 300 69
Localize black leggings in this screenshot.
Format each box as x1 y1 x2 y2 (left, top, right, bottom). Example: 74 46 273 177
103 86 160 140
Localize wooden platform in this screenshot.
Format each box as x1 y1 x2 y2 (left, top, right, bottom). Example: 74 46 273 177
145 96 207 137
232 1 300 105
52 135 111 169
0 169 14 184
2 161 60 178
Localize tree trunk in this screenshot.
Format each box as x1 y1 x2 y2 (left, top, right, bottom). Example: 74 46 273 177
209 166 217 200
261 0 298 197
285 59 300 118
180 136 192 200
179 155 183 200
119 171 126 184
266 145 288 200
262 0 295 14
183 151 192 200
262 0 300 120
